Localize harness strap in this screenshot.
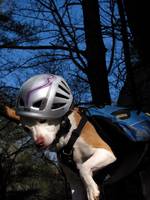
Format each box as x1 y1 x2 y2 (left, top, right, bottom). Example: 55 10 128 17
62 115 88 155
55 116 71 144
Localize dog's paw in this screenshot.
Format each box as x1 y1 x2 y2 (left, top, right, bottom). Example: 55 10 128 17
87 186 100 200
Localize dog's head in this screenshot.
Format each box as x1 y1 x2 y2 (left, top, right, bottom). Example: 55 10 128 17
15 74 73 148
22 118 61 148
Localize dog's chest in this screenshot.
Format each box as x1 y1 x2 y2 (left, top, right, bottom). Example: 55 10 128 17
57 111 113 161
74 137 96 161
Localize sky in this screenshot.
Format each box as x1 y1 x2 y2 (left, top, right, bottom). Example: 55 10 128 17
0 0 124 103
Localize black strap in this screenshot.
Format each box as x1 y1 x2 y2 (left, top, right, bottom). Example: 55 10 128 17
62 115 88 155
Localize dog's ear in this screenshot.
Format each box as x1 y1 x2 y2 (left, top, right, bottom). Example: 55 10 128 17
5 106 20 122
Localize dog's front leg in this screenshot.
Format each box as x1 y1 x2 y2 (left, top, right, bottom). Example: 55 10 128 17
76 148 116 200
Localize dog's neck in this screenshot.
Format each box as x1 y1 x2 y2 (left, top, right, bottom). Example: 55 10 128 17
56 108 81 150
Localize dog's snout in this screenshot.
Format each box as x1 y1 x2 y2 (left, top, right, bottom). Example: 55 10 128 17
35 136 45 147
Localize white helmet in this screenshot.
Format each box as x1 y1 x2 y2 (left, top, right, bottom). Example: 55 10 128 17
16 74 73 120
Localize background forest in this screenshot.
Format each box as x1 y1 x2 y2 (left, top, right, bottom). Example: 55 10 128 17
0 0 150 199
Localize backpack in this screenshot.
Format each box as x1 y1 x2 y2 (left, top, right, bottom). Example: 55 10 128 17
82 105 150 186
85 105 150 142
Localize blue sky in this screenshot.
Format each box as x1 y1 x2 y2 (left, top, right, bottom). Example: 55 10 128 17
0 0 124 103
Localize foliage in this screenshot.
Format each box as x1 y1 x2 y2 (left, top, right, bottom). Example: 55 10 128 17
0 109 67 200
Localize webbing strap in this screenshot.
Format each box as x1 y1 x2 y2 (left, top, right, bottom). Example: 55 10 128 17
62 115 88 155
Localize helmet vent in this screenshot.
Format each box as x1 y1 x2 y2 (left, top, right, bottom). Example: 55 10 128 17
61 81 70 90
52 103 66 110
33 100 42 108
19 98 25 106
56 92 69 99
58 84 70 95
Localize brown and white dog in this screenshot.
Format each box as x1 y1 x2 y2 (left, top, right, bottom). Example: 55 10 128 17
6 106 116 200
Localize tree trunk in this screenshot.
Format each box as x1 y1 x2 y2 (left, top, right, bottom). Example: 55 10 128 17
117 0 141 110
82 0 111 106
124 0 150 66
117 0 150 112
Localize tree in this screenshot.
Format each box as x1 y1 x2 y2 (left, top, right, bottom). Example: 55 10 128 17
0 0 117 106
0 88 69 200
117 0 150 112
124 0 150 67
82 0 111 105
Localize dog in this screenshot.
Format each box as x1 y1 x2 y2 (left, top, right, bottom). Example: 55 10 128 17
17 107 116 200
5 105 150 200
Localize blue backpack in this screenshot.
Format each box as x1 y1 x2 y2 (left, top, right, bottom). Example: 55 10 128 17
85 105 150 142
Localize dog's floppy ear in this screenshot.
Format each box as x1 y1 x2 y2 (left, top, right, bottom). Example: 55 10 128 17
5 106 20 122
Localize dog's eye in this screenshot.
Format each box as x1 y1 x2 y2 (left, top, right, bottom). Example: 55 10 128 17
38 119 47 124
23 125 31 133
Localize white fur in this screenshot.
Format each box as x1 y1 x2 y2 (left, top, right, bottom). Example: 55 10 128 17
25 121 60 147
24 112 116 200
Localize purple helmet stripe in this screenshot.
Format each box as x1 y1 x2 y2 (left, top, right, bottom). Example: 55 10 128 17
25 75 56 105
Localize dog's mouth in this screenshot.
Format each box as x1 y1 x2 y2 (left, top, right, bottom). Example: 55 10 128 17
35 142 52 151
35 137 51 150
35 139 56 150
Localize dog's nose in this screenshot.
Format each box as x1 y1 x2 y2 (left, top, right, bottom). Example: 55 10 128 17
35 136 45 148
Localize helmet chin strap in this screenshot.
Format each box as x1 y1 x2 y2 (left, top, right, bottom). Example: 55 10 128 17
53 114 72 145
57 103 75 136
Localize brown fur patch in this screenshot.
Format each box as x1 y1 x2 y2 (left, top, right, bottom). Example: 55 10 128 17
73 108 113 152
5 106 20 121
